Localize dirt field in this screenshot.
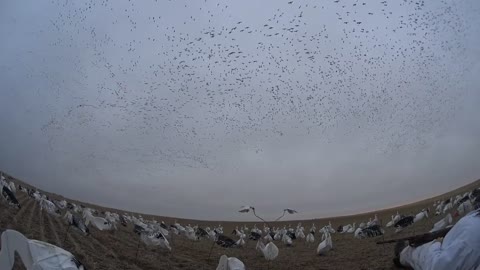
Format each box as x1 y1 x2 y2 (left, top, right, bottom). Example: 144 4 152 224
1 175 479 270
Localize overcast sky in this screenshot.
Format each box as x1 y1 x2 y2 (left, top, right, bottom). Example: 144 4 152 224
1 0 479 221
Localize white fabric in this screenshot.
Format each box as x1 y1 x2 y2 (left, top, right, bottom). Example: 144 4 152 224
0 230 82 270
30 240 81 270
400 211 480 270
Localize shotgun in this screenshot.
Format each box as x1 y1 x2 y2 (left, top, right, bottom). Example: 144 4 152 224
377 226 453 247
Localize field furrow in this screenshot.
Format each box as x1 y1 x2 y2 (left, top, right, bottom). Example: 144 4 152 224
13 196 34 223
44 210 62 245
38 207 47 242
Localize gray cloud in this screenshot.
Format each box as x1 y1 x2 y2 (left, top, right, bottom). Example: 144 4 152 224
0 0 479 220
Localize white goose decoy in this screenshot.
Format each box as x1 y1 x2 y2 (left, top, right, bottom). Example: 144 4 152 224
263 233 273 242
371 214 380 226
306 230 315 244
393 211 401 223
358 222 366 229
346 223 356 233
256 240 279 261
56 200 67 210
430 213 453 233
64 212 89 235
457 200 474 216
366 218 373 227
316 231 333 255
8 182 16 194
83 210 113 231
443 200 453 214
236 233 246 247
296 227 305 239
386 215 395 227
413 209 429 223
140 231 171 251
0 229 85 270
1 184 20 208
216 255 245 270
207 228 216 241
327 222 336 234
281 233 293 246
354 227 363 239
435 202 444 215
39 198 60 216
185 229 198 241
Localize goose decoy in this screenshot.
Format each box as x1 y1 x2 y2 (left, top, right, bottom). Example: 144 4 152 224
256 240 279 260
216 254 245 270
0 229 86 269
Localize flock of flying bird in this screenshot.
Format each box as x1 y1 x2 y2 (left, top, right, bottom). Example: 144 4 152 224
1 173 479 269
20 0 469 171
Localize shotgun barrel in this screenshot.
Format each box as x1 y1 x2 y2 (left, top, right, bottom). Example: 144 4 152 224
376 226 453 247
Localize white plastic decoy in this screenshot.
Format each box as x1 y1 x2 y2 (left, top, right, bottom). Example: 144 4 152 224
0 229 85 270
256 240 279 261
216 255 245 270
